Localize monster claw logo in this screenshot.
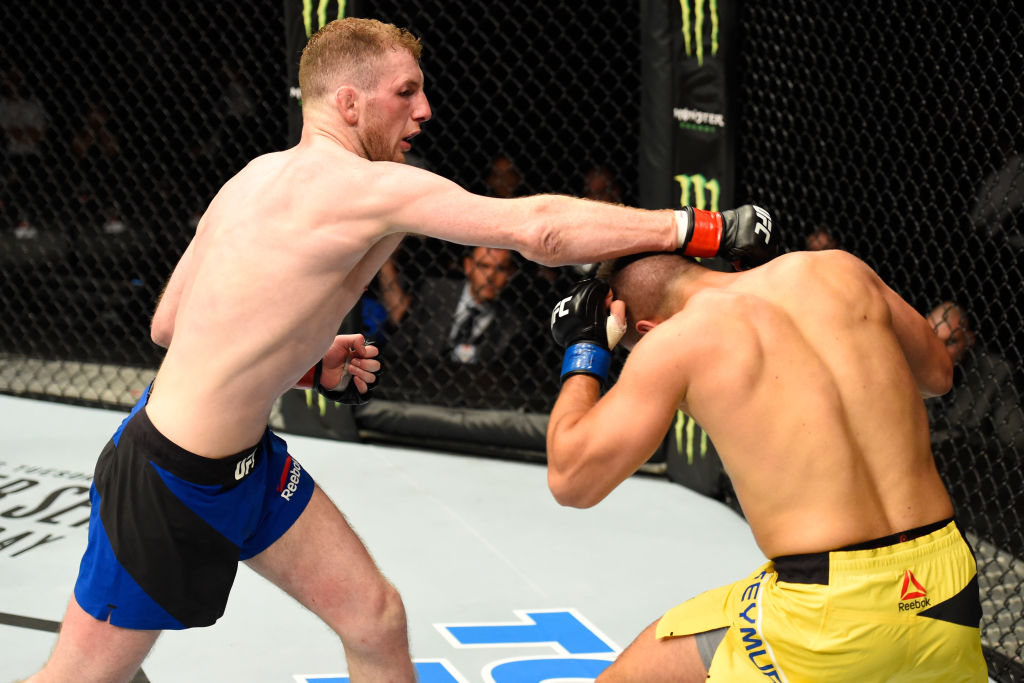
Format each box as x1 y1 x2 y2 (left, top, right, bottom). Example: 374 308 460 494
679 0 720 65
303 0 347 37
674 173 721 212
674 411 709 465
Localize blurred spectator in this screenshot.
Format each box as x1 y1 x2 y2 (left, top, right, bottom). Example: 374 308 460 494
71 101 120 165
382 246 555 410
390 246 520 365
0 67 49 227
485 154 524 198
572 164 624 277
70 100 123 228
926 301 1024 451
0 68 47 158
969 146 1024 249
221 61 255 123
208 60 257 160
582 164 623 204
805 226 839 251
358 256 410 347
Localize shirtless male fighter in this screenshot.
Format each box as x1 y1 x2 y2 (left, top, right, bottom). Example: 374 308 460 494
25 17 774 683
546 249 987 681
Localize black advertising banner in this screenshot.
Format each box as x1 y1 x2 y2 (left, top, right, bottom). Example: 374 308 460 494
284 0 363 146
640 1 736 498
640 0 735 212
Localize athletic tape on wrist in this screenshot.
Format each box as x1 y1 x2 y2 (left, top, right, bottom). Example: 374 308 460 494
674 209 690 250
561 342 611 383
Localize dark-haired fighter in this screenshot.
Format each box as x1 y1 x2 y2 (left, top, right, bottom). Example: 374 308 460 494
547 249 987 681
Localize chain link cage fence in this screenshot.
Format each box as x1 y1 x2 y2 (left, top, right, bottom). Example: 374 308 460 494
735 2 1024 678
0 1 1021 678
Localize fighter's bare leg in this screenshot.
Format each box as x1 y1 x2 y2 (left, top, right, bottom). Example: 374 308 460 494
24 596 160 683
597 618 707 683
245 484 414 683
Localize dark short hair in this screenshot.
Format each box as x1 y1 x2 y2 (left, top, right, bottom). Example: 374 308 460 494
597 252 704 347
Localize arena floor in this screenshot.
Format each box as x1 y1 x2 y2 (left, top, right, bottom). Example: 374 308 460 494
0 396 998 682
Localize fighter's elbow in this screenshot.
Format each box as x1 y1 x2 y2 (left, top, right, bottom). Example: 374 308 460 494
150 316 172 349
518 197 565 266
919 354 953 398
547 469 601 509
936 359 954 395
926 361 954 398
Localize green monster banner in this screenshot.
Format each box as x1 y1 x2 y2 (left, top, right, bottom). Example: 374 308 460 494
640 0 735 498
285 0 361 146
640 0 735 213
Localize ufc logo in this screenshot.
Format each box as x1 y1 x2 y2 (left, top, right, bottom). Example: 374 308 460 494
552 296 572 326
234 450 256 481
753 205 772 243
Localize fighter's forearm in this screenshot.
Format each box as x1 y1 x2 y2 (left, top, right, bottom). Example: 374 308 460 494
518 195 678 267
545 375 615 508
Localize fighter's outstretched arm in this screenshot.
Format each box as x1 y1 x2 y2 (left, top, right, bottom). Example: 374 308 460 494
370 162 773 268
377 164 676 266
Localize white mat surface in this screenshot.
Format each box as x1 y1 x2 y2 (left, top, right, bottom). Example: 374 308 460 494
0 394 916 682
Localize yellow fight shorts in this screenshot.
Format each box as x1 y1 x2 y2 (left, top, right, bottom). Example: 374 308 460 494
657 519 988 682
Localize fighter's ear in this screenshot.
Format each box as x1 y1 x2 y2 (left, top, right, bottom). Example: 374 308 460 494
635 319 657 337
335 86 360 124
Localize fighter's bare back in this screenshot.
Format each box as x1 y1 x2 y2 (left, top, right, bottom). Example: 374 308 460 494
620 251 954 556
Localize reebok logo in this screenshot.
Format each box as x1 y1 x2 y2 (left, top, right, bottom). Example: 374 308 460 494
900 569 926 600
897 569 930 611
278 456 302 501
234 450 256 480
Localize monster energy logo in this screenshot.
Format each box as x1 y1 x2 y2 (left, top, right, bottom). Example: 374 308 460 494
679 0 719 65
674 411 709 465
303 0 346 37
673 107 725 134
674 173 721 211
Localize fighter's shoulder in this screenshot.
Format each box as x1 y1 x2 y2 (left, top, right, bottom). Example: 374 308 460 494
779 248 873 276
758 250 879 294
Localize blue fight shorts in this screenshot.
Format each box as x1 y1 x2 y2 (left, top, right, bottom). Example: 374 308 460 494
74 390 315 630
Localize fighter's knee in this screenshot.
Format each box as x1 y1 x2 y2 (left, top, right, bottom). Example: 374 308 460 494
367 579 407 635
331 576 407 646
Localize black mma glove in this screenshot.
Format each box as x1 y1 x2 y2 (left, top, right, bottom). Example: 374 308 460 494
550 279 626 386
675 204 777 270
312 341 380 406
